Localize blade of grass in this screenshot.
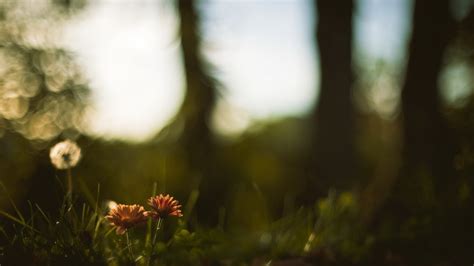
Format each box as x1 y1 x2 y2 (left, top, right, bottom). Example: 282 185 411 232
93 226 115 250
0 181 25 223
0 209 40 234
146 182 158 247
59 191 69 218
27 201 35 228
35 204 51 226
0 226 10 244
252 182 270 223
93 213 103 241
95 183 101 213
104 226 115 237
77 179 96 207
183 189 199 224
57 198 79 239
86 211 97 231
81 203 86 227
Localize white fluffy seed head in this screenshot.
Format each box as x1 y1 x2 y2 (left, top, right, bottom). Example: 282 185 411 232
49 140 81 169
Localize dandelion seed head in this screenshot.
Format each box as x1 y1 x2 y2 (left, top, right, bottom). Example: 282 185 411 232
49 139 81 169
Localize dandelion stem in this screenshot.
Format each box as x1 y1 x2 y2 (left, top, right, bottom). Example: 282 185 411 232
126 231 135 260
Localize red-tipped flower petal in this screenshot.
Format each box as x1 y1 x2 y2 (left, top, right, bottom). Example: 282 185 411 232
147 194 183 219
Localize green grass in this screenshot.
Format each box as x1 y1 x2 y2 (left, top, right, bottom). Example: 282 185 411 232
0 182 374 265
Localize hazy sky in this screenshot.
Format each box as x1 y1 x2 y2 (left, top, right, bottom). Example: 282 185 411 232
63 0 410 141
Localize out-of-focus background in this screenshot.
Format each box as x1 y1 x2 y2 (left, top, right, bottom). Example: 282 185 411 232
1 0 474 263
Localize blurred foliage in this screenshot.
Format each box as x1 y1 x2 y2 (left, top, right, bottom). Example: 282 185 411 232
0 0 89 141
301 191 373 264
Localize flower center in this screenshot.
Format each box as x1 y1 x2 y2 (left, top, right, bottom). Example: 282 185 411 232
62 153 71 163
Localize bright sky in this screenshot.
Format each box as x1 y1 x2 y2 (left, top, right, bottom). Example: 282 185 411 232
63 0 410 141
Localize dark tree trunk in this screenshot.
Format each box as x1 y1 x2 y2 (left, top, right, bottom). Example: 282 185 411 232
309 0 355 200
177 0 215 153
176 0 221 226
374 0 460 258
399 0 456 203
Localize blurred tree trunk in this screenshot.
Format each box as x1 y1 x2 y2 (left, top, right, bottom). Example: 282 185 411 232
374 0 459 255
175 0 221 226
365 5 473 257
397 0 456 206
308 0 355 200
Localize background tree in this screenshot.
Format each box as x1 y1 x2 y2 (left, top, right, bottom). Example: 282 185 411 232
308 0 355 201
384 0 457 218
171 0 222 226
399 0 456 203
375 0 464 260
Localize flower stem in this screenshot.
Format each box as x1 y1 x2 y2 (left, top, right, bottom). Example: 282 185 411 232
126 231 135 261
148 218 163 265
152 218 162 247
